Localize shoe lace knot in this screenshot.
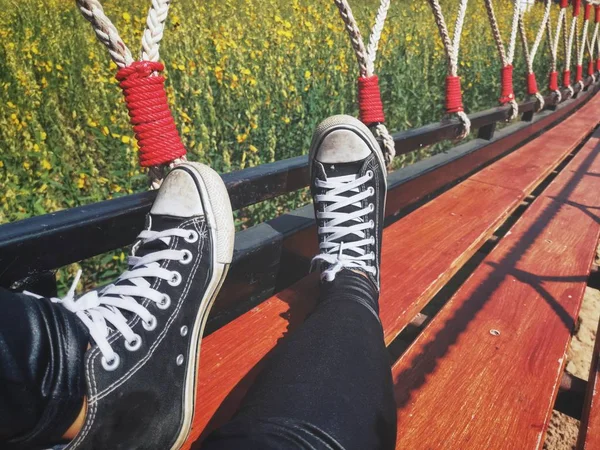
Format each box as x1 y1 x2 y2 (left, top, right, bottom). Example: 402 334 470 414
311 170 376 282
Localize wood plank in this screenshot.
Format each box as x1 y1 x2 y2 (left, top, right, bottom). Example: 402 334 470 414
392 132 600 449
577 316 600 449
182 99 600 450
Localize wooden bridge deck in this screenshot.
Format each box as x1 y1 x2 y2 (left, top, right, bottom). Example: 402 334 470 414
178 94 600 449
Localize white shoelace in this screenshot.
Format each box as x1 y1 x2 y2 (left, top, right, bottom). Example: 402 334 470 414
312 170 376 282
25 227 199 371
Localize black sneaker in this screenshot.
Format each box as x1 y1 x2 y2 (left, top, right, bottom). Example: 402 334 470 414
309 115 387 290
59 163 234 449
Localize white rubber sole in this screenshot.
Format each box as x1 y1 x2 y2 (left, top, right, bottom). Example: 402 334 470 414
169 162 234 450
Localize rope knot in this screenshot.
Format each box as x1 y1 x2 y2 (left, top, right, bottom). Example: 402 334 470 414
576 65 583 83
563 69 572 88
445 76 464 114
358 76 386 126
573 0 581 17
116 61 187 167
585 3 592 21
549 71 559 92
499 65 514 105
527 73 538 96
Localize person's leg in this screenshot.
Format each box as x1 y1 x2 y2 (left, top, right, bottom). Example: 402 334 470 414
203 115 396 450
203 271 396 450
1 162 235 450
0 289 88 449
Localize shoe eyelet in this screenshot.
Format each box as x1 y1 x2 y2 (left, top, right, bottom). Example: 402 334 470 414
101 353 120 371
370 236 375 245
367 170 374 179
368 187 375 196
368 203 375 212
143 316 157 331
180 249 193 265
125 334 142 352
169 271 182 286
369 220 375 229
185 230 199 243
157 294 171 310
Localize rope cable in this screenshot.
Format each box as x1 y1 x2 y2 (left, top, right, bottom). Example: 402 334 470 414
518 0 551 111
76 0 186 188
484 0 521 120
428 0 471 138
333 0 396 166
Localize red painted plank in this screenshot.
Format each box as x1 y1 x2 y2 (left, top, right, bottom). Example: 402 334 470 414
392 132 600 449
182 97 600 449
471 96 600 194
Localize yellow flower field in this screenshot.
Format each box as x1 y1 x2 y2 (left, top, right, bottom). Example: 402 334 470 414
0 0 570 288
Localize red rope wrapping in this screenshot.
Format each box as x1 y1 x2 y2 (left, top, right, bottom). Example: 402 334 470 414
357 76 385 125
598 59 600 71
560 0 568 8
589 60 595 76
576 65 584 82
116 61 187 167
527 73 538 96
549 71 559 91
596 5 600 23
499 65 514 105
585 3 592 21
563 69 571 88
445 76 464 114
573 0 581 17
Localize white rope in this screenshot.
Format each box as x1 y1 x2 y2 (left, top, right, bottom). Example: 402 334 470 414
564 8 576 97
518 0 551 111
75 0 134 68
547 8 565 101
591 11 599 82
76 0 185 187
142 0 173 63
578 7 591 89
484 0 521 120
428 0 471 138
334 0 396 166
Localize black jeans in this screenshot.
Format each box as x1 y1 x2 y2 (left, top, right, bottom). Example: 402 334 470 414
0 271 397 450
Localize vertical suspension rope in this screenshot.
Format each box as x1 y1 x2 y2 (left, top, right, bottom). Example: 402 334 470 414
579 2 594 87
333 0 396 166
484 0 521 120
518 0 551 111
563 0 579 98
76 0 186 189
547 2 567 102
428 0 471 139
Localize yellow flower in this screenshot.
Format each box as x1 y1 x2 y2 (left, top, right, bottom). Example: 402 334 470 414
122 12 131 23
237 133 248 143
249 145 258 153
23 161 30 170
121 136 130 144
41 159 51 170
282 117 291 124
0 161 4 168
304 70 311 80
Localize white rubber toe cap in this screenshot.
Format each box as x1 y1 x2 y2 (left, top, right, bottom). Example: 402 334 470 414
150 169 204 218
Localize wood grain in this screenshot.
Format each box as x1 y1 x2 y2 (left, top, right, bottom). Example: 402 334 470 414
392 131 600 449
181 97 600 450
